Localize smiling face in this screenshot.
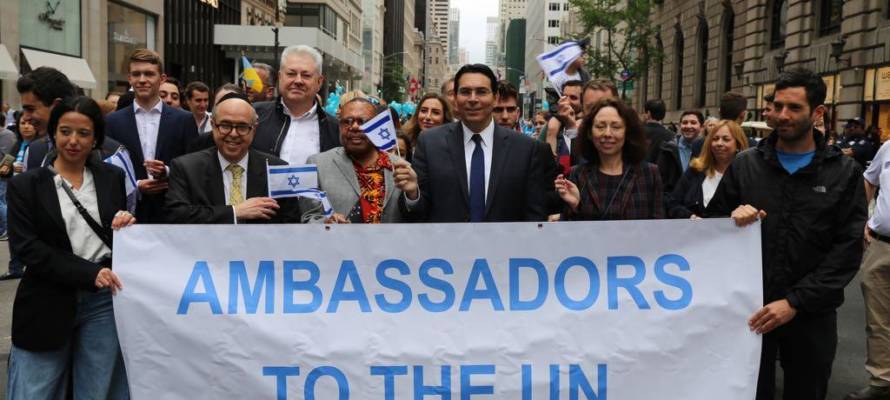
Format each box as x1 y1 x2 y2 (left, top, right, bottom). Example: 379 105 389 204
417 98 446 131
159 82 181 108
679 114 703 142
20 91 53 135
455 72 497 128
339 101 378 159
591 106 626 159
128 61 165 106
709 125 739 165
54 111 96 166
278 53 323 106
211 99 257 163
187 90 210 116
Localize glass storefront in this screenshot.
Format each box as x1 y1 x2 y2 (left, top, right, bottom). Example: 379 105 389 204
107 2 156 91
864 67 890 143
19 0 82 57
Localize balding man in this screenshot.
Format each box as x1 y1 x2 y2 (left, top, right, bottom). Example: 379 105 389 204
165 94 323 223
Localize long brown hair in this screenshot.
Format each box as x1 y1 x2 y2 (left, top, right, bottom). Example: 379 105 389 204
689 119 748 176
401 93 453 141
575 98 647 166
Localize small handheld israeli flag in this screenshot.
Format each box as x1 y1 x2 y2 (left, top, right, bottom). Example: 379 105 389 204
104 146 138 213
360 110 397 151
536 41 584 94
266 164 333 217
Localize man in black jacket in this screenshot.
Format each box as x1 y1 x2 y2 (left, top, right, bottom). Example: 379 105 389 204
252 45 340 164
707 68 867 400
643 99 675 163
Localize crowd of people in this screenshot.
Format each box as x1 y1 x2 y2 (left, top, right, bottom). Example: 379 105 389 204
0 44 887 400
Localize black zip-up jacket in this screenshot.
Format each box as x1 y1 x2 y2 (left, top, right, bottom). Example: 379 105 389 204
252 98 340 158
706 130 866 314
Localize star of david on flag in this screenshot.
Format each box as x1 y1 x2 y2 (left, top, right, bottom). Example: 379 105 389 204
536 40 584 94
266 163 333 217
360 109 398 151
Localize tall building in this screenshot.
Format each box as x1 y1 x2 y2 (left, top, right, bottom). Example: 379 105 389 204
429 0 450 52
459 48 469 65
485 17 499 67
524 0 568 99
504 19 526 88
642 0 890 136
448 8 460 66
362 0 385 93
0 0 165 104
242 0 278 26
425 35 447 93
164 0 241 89
497 0 527 68
403 0 423 97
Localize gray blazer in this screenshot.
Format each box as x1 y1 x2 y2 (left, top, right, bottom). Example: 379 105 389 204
307 147 408 223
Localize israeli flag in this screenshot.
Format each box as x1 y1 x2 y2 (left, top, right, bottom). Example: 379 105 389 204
104 146 138 213
536 41 584 93
360 110 397 151
266 164 333 217
267 164 319 198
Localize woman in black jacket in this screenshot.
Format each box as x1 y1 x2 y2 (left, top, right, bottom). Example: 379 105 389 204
666 120 748 218
6 96 135 399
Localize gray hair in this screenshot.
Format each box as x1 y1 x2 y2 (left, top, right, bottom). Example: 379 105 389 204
280 45 323 76
253 62 274 76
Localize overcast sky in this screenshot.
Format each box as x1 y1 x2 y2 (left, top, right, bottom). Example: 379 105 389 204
452 0 498 63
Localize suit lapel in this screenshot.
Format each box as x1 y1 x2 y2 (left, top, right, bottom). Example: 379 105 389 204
246 150 269 198
125 107 146 164
485 126 512 217
382 153 395 209
333 149 361 196
155 105 172 161
38 169 67 234
205 150 226 205
446 124 469 206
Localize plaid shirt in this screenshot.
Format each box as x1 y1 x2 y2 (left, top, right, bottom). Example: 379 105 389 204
563 162 664 220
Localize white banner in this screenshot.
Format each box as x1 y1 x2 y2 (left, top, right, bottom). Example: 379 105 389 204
113 220 763 399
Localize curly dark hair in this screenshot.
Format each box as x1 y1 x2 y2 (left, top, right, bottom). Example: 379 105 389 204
575 98 647 166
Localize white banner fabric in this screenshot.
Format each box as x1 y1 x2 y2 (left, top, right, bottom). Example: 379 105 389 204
113 219 763 399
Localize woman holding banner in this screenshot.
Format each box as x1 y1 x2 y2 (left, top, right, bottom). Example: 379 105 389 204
666 120 748 219
554 98 664 220
6 96 135 399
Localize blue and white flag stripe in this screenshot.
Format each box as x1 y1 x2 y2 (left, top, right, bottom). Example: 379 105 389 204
360 110 397 151
536 41 584 94
104 146 138 213
267 164 319 198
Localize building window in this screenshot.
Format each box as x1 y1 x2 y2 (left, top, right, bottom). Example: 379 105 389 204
770 0 788 49
286 4 338 38
696 18 708 107
548 36 560 45
674 26 684 110
720 7 735 93
548 2 560 11
819 0 843 35
548 20 560 28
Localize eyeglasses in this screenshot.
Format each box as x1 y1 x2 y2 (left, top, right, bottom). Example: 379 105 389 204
339 117 368 127
493 106 518 113
214 122 254 136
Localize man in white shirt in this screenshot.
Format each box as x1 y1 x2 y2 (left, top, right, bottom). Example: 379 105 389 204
252 45 340 163
184 81 212 134
165 93 321 224
105 49 198 222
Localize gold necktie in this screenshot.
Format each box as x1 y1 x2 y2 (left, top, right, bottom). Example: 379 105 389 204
226 164 244 205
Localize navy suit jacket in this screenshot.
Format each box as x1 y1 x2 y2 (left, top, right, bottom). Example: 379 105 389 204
404 121 553 222
105 103 198 222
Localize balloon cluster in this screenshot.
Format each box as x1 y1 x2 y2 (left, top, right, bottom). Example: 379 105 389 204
388 101 416 120
323 84 346 115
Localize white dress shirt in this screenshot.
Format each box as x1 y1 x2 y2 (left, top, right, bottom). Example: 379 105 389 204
701 171 723 208
197 111 213 134
279 100 320 165
54 169 111 263
218 152 249 224
462 119 495 202
134 99 163 161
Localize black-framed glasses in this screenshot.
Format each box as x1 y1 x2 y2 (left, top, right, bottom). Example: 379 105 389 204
339 117 368 127
214 122 254 136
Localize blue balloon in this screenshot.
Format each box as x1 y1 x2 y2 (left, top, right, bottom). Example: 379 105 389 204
542 100 550 111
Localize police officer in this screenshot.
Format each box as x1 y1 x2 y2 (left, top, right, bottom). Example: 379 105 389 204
838 117 874 169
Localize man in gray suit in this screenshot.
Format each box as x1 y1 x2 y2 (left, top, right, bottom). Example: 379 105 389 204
308 97 417 223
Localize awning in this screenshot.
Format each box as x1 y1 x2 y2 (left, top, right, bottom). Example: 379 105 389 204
0 44 18 81
21 48 96 89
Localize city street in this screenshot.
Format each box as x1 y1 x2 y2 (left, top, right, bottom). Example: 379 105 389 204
0 242 872 399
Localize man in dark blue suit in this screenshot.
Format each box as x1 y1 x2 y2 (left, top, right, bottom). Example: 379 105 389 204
399 64 555 222
105 49 198 223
